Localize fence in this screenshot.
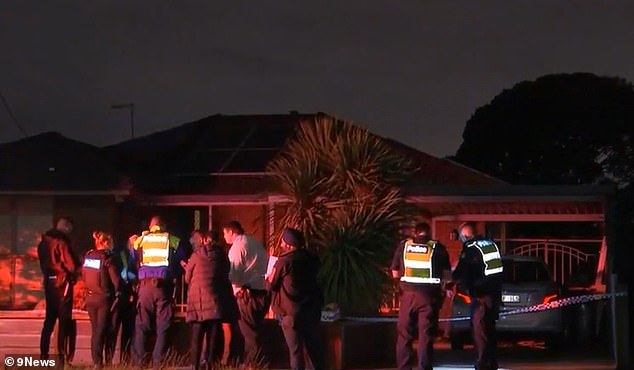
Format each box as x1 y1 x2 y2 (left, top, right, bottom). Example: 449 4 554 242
507 238 602 288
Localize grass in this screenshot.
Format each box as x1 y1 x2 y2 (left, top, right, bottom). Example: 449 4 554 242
68 348 268 370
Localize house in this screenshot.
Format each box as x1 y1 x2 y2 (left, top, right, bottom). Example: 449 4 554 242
0 132 130 309
105 113 613 294
0 113 623 368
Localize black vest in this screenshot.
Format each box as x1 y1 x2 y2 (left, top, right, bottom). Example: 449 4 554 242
82 249 114 297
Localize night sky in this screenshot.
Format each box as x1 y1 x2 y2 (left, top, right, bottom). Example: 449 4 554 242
1 1 633 157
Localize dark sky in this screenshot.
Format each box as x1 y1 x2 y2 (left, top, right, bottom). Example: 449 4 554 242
2 1 633 157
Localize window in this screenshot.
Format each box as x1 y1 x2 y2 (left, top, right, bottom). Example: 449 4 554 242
503 259 551 283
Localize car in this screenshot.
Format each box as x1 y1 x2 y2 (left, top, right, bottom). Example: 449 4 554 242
449 255 568 350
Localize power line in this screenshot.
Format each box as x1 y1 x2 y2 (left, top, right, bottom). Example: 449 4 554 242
0 90 28 137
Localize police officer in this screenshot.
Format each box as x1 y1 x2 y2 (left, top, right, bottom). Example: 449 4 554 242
267 227 325 370
37 216 79 365
452 222 504 370
131 215 184 369
83 231 122 369
107 235 139 365
391 222 451 370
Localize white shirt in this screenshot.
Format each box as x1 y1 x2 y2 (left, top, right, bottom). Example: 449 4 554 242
228 234 268 293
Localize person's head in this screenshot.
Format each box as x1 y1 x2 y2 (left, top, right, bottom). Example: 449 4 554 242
189 230 206 250
92 231 113 250
149 215 166 232
413 222 431 238
222 221 244 244
458 222 476 243
280 227 305 251
55 216 73 235
209 229 220 245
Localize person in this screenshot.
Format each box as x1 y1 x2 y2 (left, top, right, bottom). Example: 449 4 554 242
223 220 270 366
108 235 139 365
267 227 325 370
131 215 184 369
390 222 452 370
184 230 239 370
452 222 504 370
83 231 122 369
37 216 79 365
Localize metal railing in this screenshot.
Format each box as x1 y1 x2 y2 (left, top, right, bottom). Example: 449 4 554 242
508 240 599 287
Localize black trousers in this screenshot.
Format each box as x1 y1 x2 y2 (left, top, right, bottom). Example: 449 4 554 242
470 294 499 370
133 280 174 368
225 320 245 365
109 294 136 365
396 288 441 370
190 319 222 369
236 289 270 365
40 281 74 363
280 310 325 370
86 295 113 367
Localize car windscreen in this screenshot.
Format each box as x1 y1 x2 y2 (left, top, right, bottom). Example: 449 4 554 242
502 259 551 283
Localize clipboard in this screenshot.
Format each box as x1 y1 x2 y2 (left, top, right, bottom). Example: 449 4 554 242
265 256 278 280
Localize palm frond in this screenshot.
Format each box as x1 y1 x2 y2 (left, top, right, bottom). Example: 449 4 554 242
267 115 418 314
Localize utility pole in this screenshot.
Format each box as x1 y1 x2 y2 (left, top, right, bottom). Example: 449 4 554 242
110 103 135 139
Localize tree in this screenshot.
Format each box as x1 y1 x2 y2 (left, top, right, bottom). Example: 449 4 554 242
452 73 634 286
267 115 417 315
453 73 634 187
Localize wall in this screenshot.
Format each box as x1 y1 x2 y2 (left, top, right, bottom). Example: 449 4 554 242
0 194 118 309
211 205 268 246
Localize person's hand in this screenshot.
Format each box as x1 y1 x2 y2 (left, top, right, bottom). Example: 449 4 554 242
237 286 251 300
129 234 140 248
445 288 455 300
180 260 188 269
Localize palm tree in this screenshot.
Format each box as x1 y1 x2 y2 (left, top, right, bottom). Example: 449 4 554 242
267 115 418 315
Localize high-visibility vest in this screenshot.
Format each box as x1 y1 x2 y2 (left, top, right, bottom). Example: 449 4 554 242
466 239 503 276
401 239 441 284
138 232 170 267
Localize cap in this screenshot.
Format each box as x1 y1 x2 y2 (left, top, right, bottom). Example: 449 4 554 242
282 227 305 247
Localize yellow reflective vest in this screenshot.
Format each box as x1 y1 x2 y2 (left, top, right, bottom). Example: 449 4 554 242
134 226 180 268
465 239 503 276
401 239 441 284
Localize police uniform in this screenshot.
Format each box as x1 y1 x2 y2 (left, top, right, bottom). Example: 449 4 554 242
82 248 121 368
108 246 138 365
132 226 182 369
452 237 503 370
391 237 451 370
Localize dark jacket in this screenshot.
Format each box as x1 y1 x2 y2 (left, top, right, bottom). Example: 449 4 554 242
111 246 138 300
268 248 323 317
37 228 79 288
185 243 238 323
452 237 503 297
82 248 122 299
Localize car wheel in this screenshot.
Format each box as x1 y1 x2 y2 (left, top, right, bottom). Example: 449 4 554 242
450 336 465 350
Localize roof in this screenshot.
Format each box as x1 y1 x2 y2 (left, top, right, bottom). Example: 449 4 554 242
382 138 505 186
106 112 503 195
419 200 605 216
402 184 615 198
0 132 128 193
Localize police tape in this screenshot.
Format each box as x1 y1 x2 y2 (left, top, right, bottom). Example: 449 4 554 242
342 291 629 323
